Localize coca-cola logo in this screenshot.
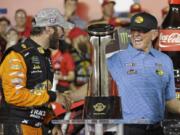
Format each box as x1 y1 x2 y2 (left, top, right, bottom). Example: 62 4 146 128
160 33 180 44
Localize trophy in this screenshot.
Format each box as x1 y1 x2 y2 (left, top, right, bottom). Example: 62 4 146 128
84 24 122 119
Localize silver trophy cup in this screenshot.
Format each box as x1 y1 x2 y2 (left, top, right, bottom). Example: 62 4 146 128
84 24 122 119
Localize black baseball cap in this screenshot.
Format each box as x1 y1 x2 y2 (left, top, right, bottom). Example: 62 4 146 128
130 12 158 33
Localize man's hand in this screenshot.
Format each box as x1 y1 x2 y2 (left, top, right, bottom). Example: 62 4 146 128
56 92 73 111
54 83 88 111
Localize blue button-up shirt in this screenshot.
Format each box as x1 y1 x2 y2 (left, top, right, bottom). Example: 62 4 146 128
107 44 176 124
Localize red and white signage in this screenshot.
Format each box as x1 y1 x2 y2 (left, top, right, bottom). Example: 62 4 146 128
159 29 180 51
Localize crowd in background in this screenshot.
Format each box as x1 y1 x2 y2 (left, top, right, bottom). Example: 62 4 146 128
0 0 139 87
0 0 169 111
0 0 170 134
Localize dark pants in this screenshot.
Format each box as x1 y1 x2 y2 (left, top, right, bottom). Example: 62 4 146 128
124 123 164 135
0 124 23 135
0 123 42 135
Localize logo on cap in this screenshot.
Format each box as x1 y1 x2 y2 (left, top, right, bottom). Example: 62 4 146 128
135 16 144 24
49 18 56 24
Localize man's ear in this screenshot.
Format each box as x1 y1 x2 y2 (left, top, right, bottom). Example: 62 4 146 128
151 30 158 41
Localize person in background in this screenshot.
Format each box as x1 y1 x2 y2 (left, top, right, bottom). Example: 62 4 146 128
64 0 87 29
0 36 7 62
5 28 19 50
68 27 92 88
0 8 87 135
90 0 125 27
107 12 180 135
0 23 9 99
129 3 142 17
14 9 31 38
0 17 10 61
0 17 11 40
50 26 75 93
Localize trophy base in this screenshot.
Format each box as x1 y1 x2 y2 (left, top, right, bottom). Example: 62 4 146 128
83 96 122 119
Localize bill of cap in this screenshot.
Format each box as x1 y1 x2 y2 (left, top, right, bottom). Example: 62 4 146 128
57 17 75 29
130 26 151 33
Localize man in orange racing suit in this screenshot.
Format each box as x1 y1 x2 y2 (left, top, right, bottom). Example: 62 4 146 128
0 8 88 135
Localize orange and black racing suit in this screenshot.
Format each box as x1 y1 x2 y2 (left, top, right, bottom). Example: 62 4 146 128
0 38 56 135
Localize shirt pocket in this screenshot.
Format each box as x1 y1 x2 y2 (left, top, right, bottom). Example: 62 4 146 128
123 66 144 85
146 65 169 88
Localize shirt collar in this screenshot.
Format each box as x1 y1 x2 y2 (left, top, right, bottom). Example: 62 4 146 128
25 38 41 49
149 48 157 57
127 44 157 58
25 38 51 57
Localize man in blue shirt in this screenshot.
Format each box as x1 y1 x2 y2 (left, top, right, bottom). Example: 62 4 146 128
107 12 180 135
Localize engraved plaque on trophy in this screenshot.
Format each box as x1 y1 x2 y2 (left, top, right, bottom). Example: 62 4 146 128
84 24 122 119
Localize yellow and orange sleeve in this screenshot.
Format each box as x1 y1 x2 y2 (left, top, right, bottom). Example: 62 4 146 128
0 51 51 107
